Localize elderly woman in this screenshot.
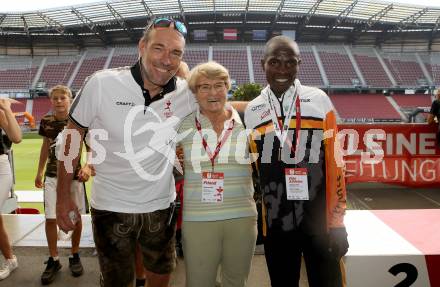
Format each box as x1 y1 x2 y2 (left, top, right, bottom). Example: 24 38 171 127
177 61 257 287
0 98 21 280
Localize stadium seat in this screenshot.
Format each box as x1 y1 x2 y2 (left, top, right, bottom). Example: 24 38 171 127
32 97 52 124
39 55 80 87
318 46 358 87
330 93 402 122
382 53 425 87
352 48 392 87
183 47 209 69
212 46 249 85
109 46 139 68
71 53 107 90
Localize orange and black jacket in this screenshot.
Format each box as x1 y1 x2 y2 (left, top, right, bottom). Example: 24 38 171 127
244 84 346 236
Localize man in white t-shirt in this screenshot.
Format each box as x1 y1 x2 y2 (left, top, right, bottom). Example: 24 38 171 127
56 18 195 287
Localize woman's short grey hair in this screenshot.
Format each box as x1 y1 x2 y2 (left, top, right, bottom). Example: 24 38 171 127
187 61 231 94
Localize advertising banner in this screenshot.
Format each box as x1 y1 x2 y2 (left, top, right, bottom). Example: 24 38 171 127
339 124 440 187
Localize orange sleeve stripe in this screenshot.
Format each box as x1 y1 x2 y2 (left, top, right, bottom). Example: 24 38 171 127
254 118 323 136
262 199 267 237
324 110 347 230
249 135 259 174
289 119 323 129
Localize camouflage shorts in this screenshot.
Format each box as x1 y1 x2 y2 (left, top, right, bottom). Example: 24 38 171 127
91 207 177 287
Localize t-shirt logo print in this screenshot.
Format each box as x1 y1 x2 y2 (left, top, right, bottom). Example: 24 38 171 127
164 99 173 118
114 105 190 181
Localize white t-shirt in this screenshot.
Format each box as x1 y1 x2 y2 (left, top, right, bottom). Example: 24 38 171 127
69 66 196 213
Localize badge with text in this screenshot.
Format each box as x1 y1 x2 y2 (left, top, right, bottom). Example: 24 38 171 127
202 172 225 203
285 168 309 200
163 99 173 118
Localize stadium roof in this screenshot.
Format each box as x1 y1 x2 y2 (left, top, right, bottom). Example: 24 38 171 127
0 0 439 47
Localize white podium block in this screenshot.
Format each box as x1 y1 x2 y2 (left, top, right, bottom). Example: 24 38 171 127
345 210 440 287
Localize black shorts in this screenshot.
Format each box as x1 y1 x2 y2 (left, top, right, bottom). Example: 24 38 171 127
91 207 177 287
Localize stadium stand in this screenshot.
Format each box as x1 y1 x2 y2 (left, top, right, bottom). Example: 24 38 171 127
391 94 433 109
39 55 81 88
330 93 402 122
296 45 324 87
391 93 433 122
0 45 438 92
419 53 440 86
0 56 42 91
212 45 250 85
0 44 439 126
183 45 209 69
317 45 358 87
32 97 52 123
382 53 426 87
250 45 266 86
352 48 392 88
108 46 138 69
70 49 109 90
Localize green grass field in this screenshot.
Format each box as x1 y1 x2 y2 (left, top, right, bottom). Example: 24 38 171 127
12 132 92 213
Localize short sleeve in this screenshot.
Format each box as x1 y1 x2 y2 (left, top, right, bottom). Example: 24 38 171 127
319 89 335 115
38 118 48 137
69 74 101 129
244 105 250 129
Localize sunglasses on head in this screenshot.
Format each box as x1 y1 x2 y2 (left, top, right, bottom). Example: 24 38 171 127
148 18 187 38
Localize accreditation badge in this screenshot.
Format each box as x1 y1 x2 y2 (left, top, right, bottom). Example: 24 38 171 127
201 172 224 203
285 168 309 200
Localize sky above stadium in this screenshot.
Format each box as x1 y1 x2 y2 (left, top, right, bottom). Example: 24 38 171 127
0 0 439 12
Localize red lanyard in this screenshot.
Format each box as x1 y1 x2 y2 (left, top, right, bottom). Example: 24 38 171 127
195 117 235 171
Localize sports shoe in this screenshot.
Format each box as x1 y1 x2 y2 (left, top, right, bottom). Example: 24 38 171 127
0 255 18 280
41 257 62 285
68 253 84 277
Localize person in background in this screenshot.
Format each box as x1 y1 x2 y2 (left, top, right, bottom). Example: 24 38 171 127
427 89 440 147
56 18 195 287
35 85 92 285
178 61 257 287
0 98 22 281
244 36 348 287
